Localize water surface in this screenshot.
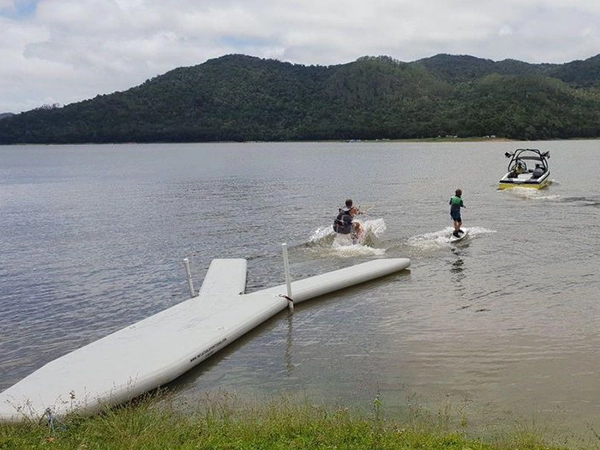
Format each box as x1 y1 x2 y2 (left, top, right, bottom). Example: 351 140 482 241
1 140 599 442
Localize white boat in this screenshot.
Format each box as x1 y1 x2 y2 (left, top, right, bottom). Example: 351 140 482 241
498 148 551 189
0 257 410 423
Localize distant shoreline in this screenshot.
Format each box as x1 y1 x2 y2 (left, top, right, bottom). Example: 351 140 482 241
345 136 515 143
12 136 600 146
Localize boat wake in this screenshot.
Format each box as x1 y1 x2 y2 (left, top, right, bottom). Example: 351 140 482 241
307 218 387 257
502 186 560 201
559 196 600 208
406 226 496 251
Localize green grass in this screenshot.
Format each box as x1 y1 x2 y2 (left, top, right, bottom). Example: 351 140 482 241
0 391 589 450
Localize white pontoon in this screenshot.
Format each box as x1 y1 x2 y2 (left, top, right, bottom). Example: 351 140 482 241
0 257 410 423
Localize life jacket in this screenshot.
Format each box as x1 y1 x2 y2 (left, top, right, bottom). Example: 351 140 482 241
449 196 462 206
449 196 463 213
333 210 352 234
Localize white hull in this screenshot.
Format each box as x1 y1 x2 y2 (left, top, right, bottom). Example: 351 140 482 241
0 257 410 422
498 170 551 189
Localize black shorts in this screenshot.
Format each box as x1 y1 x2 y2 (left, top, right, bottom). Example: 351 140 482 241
450 211 461 221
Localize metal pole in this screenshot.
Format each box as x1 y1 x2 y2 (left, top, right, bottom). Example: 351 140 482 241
282 243 293 311
183 258 195 298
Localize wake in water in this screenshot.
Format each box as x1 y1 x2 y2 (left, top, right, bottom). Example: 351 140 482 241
306 218 387 257
501 186 560 201
406 226 496 251
505 185 600 207
558 195 600 207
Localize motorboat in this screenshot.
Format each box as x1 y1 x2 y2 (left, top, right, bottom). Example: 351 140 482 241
498 148 551 189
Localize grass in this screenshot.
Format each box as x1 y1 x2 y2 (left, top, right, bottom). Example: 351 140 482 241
0 390 591 450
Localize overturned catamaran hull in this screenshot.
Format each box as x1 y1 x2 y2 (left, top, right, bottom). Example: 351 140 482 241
0 257 410 422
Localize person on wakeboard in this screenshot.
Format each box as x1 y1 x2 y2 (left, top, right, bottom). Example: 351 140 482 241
333 199 364 241
449 189 465 237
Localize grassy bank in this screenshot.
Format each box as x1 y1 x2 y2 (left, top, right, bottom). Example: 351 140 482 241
0 392 584 449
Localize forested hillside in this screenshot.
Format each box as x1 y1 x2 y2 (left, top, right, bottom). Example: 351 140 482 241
2 53 600 144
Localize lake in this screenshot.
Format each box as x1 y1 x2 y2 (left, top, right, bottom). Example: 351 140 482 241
1 140 599 442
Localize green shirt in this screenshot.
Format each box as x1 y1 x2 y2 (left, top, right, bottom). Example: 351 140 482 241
449 196 464 213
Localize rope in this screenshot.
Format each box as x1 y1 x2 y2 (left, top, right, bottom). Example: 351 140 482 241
357 204 375 215
279 294 294 312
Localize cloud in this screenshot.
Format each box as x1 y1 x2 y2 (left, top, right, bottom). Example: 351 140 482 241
1 0 600 113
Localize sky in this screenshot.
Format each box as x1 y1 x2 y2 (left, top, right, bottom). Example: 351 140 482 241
1 0 600 114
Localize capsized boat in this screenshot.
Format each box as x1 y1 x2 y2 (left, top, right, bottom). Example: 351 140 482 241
498 148 551 189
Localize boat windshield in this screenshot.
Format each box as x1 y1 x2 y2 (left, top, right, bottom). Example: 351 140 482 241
506 149 549 172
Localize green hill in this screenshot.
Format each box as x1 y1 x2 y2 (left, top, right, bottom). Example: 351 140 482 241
2 53 600 144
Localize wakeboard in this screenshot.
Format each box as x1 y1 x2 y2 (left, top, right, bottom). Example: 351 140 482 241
449 228 469 243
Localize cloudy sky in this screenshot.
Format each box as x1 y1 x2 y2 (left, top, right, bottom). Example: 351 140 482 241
2 0 599 114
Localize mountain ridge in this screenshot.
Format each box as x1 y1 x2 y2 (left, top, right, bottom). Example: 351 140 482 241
2 53 600 143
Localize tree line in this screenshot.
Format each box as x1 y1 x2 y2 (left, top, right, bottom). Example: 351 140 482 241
2 53 600 144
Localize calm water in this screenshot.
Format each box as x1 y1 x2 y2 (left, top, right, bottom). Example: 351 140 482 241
1 141 599 441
